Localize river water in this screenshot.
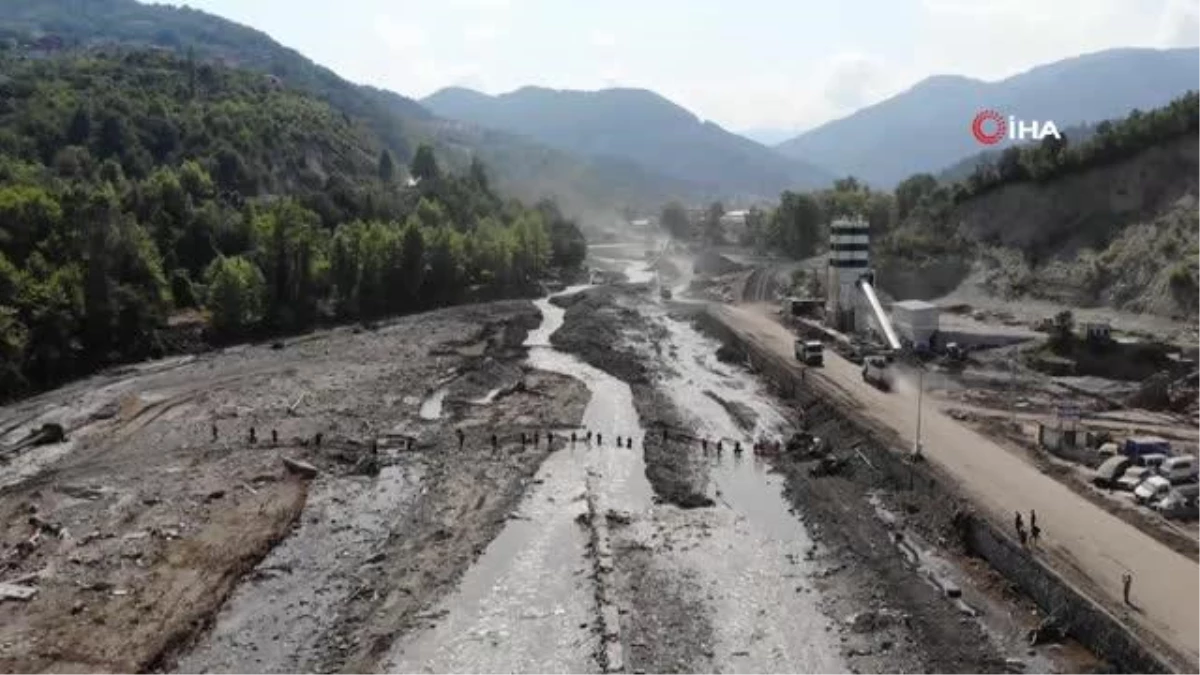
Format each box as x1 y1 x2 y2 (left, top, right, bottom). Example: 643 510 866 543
386 251 842 672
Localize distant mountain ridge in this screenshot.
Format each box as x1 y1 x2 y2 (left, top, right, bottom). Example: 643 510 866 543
0 0 705 219
423 85 834 199
776 47 1200 187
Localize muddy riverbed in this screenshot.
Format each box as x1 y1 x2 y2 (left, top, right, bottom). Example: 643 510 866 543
0 300 588 673
0 244 1103 674
550 281 1101 674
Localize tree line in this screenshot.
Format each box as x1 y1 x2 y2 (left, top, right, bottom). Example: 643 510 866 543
0 50 586 399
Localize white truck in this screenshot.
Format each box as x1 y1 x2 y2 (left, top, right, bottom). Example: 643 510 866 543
861 355 893 391
794 339 824 366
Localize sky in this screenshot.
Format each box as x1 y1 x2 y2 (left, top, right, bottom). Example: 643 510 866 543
176 0 1199 137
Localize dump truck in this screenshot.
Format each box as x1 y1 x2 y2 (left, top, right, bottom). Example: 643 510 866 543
861 355 893 391
794 339 824 366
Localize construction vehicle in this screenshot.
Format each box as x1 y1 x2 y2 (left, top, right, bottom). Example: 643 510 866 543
795 339 824 366
861 355 893 391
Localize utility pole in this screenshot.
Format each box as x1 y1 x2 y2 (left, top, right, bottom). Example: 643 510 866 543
913 364 924 459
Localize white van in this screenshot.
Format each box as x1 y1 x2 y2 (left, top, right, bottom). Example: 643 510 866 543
1159 455 1198 484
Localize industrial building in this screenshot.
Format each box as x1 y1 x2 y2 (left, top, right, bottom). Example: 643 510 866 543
891 300 940 350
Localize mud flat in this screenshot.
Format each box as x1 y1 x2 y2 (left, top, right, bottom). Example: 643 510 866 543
549 285 1012 673
0 300 588 673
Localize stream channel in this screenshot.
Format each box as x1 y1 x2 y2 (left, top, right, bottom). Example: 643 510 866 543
386 255 843 672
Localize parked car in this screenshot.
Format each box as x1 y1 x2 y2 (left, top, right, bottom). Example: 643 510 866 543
1154 490 1200 519
1134 475 1172 505
1116 466 1152 491
1159 455 1198 484
1093 455 1133 489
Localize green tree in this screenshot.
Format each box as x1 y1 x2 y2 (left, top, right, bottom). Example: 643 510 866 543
378 149 396 183
894 173 937 221
660 201 692 240
205 256 266 337
410 143 441 182
702 201 725 244
770 191 822 258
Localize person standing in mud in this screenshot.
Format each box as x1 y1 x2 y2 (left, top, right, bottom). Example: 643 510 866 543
626 437 632 449
211 422 218 443
1122 572 1133 605
662 428 668 443
716 440 723 456
1030 522 1041 549
617 435 623 447
734 441 742 455
521 432 527 447
249 427 257 445
1014 511 1024 536
701 438 708 452
272 429 278 446
1029 509 1037 532
597 432 603 445
491 433 499 453
586 430 593 444
571 431 576 444
457 428 465 450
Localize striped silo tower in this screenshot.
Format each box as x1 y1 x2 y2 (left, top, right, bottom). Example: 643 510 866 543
826 216 870 333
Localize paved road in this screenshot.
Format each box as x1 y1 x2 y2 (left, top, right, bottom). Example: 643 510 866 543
711 302 1200 671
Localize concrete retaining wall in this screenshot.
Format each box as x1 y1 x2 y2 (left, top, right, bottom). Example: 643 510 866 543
696 307 1178 674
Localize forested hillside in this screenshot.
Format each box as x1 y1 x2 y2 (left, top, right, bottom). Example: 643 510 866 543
875 92 1198 315
0 50 586 399
0 0 710 218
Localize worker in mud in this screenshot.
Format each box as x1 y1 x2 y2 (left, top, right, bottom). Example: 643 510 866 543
734 441 743 455
701 438 708 452
662 428 668 443
571 431 577 444
1030 522 1041 548
626 437 632 449
1029 509 1037 531
315 432 323 447
1014 511 1024 536
249 427 257 445
272 429 278 446
586 430 593 444
211 422 218 442
716 440 723 456
597 432 603 445
491 433 499 452
534 431 540 446
457 428 465 450
547 431 555 445
521 432 527 447
617 434 622 447
1017 526 1028 548
1122 573 1133 605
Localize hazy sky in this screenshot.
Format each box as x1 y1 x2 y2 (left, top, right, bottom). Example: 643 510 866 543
176 0 1198 135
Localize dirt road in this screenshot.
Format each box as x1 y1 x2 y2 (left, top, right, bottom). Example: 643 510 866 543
711 302 1200 671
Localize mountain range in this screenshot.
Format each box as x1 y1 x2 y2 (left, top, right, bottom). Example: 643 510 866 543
422 86 832 199
0 0 1196 209
775 47 1200 187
